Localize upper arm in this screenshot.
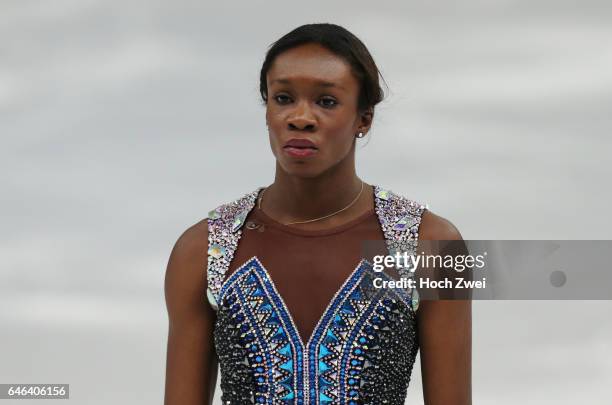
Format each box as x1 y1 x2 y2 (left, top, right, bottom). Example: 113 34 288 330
164 220 218 405
416 210 472 405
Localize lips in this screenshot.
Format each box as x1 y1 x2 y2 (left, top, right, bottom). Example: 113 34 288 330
283 138 318 158
283 138 318 149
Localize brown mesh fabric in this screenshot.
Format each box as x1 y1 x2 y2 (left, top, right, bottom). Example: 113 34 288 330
222 205 389 344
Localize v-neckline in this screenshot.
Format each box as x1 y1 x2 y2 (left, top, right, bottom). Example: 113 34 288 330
218 255 372 351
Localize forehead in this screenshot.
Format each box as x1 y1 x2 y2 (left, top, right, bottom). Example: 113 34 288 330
267 43 358 91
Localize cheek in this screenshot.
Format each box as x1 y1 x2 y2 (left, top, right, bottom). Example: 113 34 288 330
321 132 355 165
328 123 356 149
267 128 277 152
267 123 282 157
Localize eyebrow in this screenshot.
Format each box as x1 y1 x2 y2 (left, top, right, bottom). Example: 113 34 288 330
271 78 345 90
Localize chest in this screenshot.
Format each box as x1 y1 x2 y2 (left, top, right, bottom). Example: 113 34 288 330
213 256 419 404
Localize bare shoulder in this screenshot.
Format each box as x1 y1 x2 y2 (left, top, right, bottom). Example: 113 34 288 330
419 209 463 241
169 218 209 266
164 218 211 317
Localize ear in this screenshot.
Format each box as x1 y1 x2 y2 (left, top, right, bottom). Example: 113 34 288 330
358 107 374 134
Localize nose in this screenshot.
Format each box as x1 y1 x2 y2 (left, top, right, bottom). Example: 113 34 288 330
287 100 316 131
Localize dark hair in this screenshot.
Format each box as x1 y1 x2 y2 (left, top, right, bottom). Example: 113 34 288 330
259 23 387 114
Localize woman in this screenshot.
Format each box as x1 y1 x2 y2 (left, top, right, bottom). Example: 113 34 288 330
164 23 471 405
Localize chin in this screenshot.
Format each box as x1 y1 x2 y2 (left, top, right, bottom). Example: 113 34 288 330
278 159 326 179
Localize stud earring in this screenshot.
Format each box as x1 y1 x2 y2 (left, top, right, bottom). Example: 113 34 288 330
356 132 365 138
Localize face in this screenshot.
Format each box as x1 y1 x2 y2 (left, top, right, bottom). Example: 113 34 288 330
265 42 372 178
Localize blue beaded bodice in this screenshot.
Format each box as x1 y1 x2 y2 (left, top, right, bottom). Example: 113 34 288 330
206 185 427 404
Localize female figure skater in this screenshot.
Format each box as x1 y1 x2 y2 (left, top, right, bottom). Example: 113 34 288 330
164 23 471 405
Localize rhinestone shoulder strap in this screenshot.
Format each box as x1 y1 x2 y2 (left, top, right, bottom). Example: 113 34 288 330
372 185 428 310
205 186 263 311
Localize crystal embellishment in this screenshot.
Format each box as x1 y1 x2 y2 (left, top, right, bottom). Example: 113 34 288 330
207 208 221 220
206 287 219 311
411 288 420 312
375 189 390 200
393 214 418 231
232 209 249 232
208 243 226 259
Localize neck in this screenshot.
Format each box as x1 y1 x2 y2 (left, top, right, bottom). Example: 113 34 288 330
261 160 372 227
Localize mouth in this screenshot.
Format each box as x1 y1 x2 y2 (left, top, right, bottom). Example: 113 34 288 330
283 145 318 158
282 138 318 158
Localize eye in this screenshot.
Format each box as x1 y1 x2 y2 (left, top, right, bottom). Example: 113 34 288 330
274 94 291 104
319 97 338 108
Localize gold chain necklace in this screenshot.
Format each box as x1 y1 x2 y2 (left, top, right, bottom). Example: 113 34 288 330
257 180 365 226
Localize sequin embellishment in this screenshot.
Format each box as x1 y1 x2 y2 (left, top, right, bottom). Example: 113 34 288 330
207 185 427 404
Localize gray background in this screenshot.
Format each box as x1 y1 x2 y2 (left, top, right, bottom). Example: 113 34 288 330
1 0 611 403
